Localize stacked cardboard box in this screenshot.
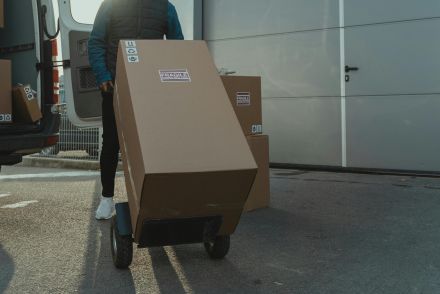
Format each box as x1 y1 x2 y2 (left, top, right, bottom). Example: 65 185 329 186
221 76 262 136
222 76 270 212
0 59 12 124
13 85 42 123
114 40 258 245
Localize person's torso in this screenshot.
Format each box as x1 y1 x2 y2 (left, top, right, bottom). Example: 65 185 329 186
108 0 168 40
105 0 169 76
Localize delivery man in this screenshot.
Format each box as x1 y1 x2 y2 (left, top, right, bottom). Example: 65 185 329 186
89 0 184 220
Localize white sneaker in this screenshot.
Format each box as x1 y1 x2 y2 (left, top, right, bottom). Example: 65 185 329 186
95 196 115 220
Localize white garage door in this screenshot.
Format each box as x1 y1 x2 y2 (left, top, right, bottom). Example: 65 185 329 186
344 0 440 171
204 0 440 172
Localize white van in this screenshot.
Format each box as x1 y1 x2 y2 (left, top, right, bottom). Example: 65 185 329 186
0 0 61 167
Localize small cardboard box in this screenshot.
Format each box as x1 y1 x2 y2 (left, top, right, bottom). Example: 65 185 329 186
0 59 12 124
244 135 270 212
0 0 4 28
221 76 263 136
114 40 257 245
12 85 42 123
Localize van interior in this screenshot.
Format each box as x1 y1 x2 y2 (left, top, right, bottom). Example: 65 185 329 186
0 0 38 94
0 0 55 133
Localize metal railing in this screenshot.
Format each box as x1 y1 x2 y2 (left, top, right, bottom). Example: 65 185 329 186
36 112 102 161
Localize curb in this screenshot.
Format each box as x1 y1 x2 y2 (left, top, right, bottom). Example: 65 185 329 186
22 156 123 171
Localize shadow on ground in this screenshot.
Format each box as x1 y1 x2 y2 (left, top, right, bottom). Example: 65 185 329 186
78 180 135 293
0 244 15 293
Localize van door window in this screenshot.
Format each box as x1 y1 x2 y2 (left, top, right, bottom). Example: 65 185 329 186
70 0 103 24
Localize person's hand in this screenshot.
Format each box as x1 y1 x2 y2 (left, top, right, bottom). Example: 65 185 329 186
100 80 114 93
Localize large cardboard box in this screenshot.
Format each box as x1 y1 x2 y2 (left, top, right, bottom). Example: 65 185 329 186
12 85 42 123
0 59 12 124
244 135 270 212
221 76 263 136
0 0 4 28
114 40 257 245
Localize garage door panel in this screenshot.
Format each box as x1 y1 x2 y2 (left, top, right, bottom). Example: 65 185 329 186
346 95 440 171
208 29 341 98
263 98 342 165
345 18 440 96
203 0 339 41
345 0 440 26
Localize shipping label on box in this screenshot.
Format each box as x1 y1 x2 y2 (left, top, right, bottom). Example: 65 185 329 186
159 69 191 82
0 114 12 123
12 84 42 123
251 124 263 134
23 86 35 101
236 92 251 107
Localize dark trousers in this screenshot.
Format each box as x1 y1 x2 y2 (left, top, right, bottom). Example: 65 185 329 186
100 90 120 198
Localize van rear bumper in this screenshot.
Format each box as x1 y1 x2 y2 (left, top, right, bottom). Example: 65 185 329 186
0 132 59 154
0 154 22 166
0 112 60 166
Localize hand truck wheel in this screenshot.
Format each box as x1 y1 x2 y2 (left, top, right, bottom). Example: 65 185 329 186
204 235 230 259
110 215 133 269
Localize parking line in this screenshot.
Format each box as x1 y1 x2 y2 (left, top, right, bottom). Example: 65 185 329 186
1 200 39 209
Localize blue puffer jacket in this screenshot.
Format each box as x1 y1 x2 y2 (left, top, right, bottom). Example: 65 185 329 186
88 1 184 85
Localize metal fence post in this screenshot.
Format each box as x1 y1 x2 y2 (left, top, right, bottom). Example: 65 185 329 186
98 127 103 159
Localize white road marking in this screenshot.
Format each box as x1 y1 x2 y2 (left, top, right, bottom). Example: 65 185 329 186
0 171 124 181
0 193 12 198
164 246 194 294
1 200 39 209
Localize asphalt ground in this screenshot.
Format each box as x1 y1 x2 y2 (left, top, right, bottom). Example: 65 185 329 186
1 166 440 293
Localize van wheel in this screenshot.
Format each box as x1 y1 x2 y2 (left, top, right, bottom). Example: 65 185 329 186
110 215 133 269
204 236 230 259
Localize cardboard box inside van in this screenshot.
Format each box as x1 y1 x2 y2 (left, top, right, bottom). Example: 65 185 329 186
0 59 12 123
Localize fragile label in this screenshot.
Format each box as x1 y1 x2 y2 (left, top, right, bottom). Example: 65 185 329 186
24 86 35 101
127 55 140 63
125 40 137 48
236 92 251 107
0 114 12 122
159 69 191 82
251 124 263 134
126 47 138 55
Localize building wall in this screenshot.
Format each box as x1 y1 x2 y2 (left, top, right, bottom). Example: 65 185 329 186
203 0 440 171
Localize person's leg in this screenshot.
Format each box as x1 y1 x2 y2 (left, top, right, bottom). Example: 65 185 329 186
100 90 120 197
96 90 120 219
